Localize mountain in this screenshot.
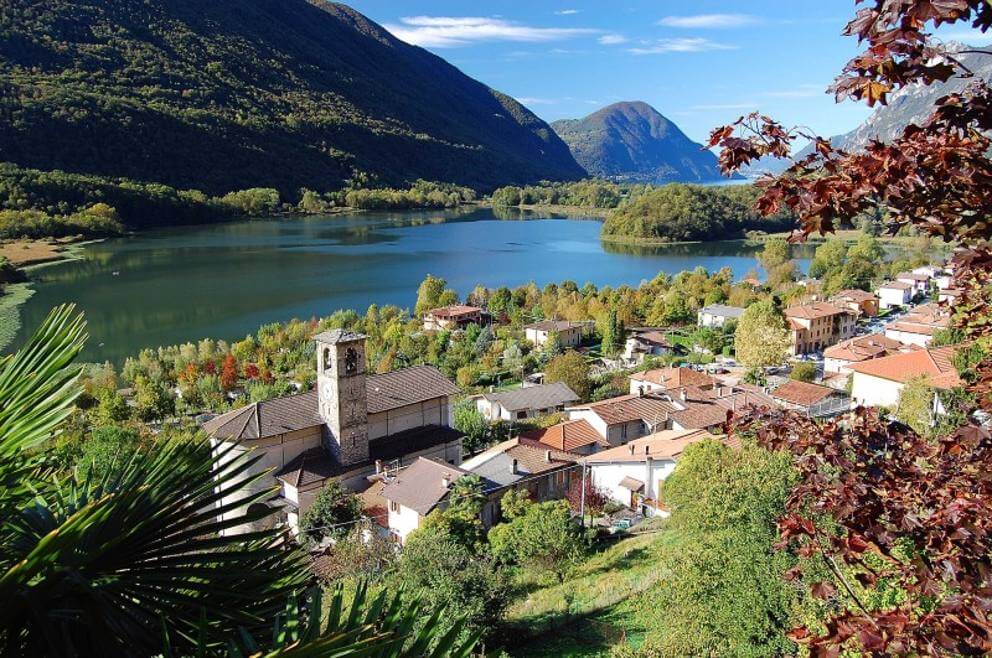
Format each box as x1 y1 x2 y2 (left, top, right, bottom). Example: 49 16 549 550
0 0 584 196
550 102 730 183
786 44 992 163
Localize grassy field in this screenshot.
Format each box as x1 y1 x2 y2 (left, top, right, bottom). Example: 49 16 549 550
501 523 671 657
0 282 35 352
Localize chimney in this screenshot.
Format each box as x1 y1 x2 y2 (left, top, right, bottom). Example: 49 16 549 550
679 388 687 402
442 474 451 489
545 450 553 462
375 459 383 474
511 458 519 474
638 385 645 397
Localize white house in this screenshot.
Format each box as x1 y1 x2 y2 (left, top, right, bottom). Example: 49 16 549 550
523 320 589 348
876 281 914 309
896 271 931 297
622 330 674 365
847 345 960 409
583 428 726 517
884 304 950 348
697 304 744 328
476 382 579 422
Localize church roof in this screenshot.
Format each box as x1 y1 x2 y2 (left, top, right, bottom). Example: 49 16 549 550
203 365 460 441
314 328 367 343
274 425 464 489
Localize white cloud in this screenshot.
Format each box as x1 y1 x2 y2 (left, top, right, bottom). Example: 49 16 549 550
598 33 628 45
628 38 737 54
516 97 558 105
555 9 580 15
384 16 597 48
657 14 760 29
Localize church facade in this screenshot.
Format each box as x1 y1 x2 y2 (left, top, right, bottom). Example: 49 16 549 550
204 329 464 534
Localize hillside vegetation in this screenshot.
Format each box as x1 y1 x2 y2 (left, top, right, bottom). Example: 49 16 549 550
0 0 583 208
600 184 795 243
552 102 727 184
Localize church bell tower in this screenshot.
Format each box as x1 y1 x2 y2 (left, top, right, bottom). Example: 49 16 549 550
315 329 369 466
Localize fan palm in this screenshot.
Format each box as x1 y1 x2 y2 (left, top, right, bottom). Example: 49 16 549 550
0 306 479 657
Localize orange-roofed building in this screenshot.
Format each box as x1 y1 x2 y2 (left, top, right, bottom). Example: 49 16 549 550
520 418 608 455
422 305 486 331
582 428 734 517
848 345 961 409
784 302 857 355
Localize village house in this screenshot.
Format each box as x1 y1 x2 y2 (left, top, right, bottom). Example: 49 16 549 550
379 457 499 544
938 288 963 305
934 270 954 291
784 302 857 355
884 303 950 347
475 381 579 422
583 428 731 517
771 380 850 418
520 418 608 455
697 304 745 328
847 345 961 409
523 319 588 348
622 329 674 365
876 281 914 309
896 271 931 298
823 333 909 374
568 384 774 445
421 305 486 332
628 366 716 396
830 289 879 317
204 330 463 535
460 437 578 506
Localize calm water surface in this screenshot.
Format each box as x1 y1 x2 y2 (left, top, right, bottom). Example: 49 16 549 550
15 207 810 362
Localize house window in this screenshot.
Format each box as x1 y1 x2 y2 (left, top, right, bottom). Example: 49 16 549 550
516 411 527 420
389 500 399 513
621 423 628 439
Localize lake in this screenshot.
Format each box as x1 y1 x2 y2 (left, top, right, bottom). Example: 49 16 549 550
13 207 811 363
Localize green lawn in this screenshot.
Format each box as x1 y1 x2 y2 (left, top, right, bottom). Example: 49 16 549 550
501 524 671 657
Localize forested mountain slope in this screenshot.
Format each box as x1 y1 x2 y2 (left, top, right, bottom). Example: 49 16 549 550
0 0 584 197
551 101 728 183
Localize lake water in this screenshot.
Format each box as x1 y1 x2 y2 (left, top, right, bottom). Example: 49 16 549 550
14 207 811 363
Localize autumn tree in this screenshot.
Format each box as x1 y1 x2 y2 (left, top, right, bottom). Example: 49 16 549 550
565 474 609 525
544 350 592 400
414 274 457 316
709 2 992 653
734 299 789 373
219 353 238 391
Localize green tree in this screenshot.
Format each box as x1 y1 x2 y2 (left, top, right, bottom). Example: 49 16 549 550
488 500 585 584
76 425 143 479
92 388 130 425
414 274 455 316
789 361 817 383
395 521 510 644
757 238 790 273
544 350 592 400
637 440 798 657
600 309 625 356
132 374 174 421
895 375 936 437
299 481 362 545
808 239 848 279
453 400 491 454
734 299 790 371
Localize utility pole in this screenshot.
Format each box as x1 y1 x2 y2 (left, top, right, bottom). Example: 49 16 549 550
579 463 587 528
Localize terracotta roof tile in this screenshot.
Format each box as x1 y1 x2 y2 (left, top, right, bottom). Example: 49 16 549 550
630 367 716 390
584 428 719 463
784 302 851 320
824 333 904 363
772 380 837 407
580 394 680 426
833 289 877 302
426 305 482 319
381 457 471 516
521 419 606 452
847 345 962 389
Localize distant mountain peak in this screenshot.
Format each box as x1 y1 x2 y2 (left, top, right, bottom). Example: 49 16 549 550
551 101 730 183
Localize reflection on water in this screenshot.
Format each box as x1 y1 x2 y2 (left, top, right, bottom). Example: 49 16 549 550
15 208 810 363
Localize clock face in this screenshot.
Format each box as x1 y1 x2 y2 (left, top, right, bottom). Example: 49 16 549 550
345 347 358 375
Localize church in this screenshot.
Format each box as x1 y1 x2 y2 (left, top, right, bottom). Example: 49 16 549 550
204 329 464 534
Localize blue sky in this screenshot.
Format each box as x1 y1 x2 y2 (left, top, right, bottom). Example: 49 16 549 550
347 1 991 144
